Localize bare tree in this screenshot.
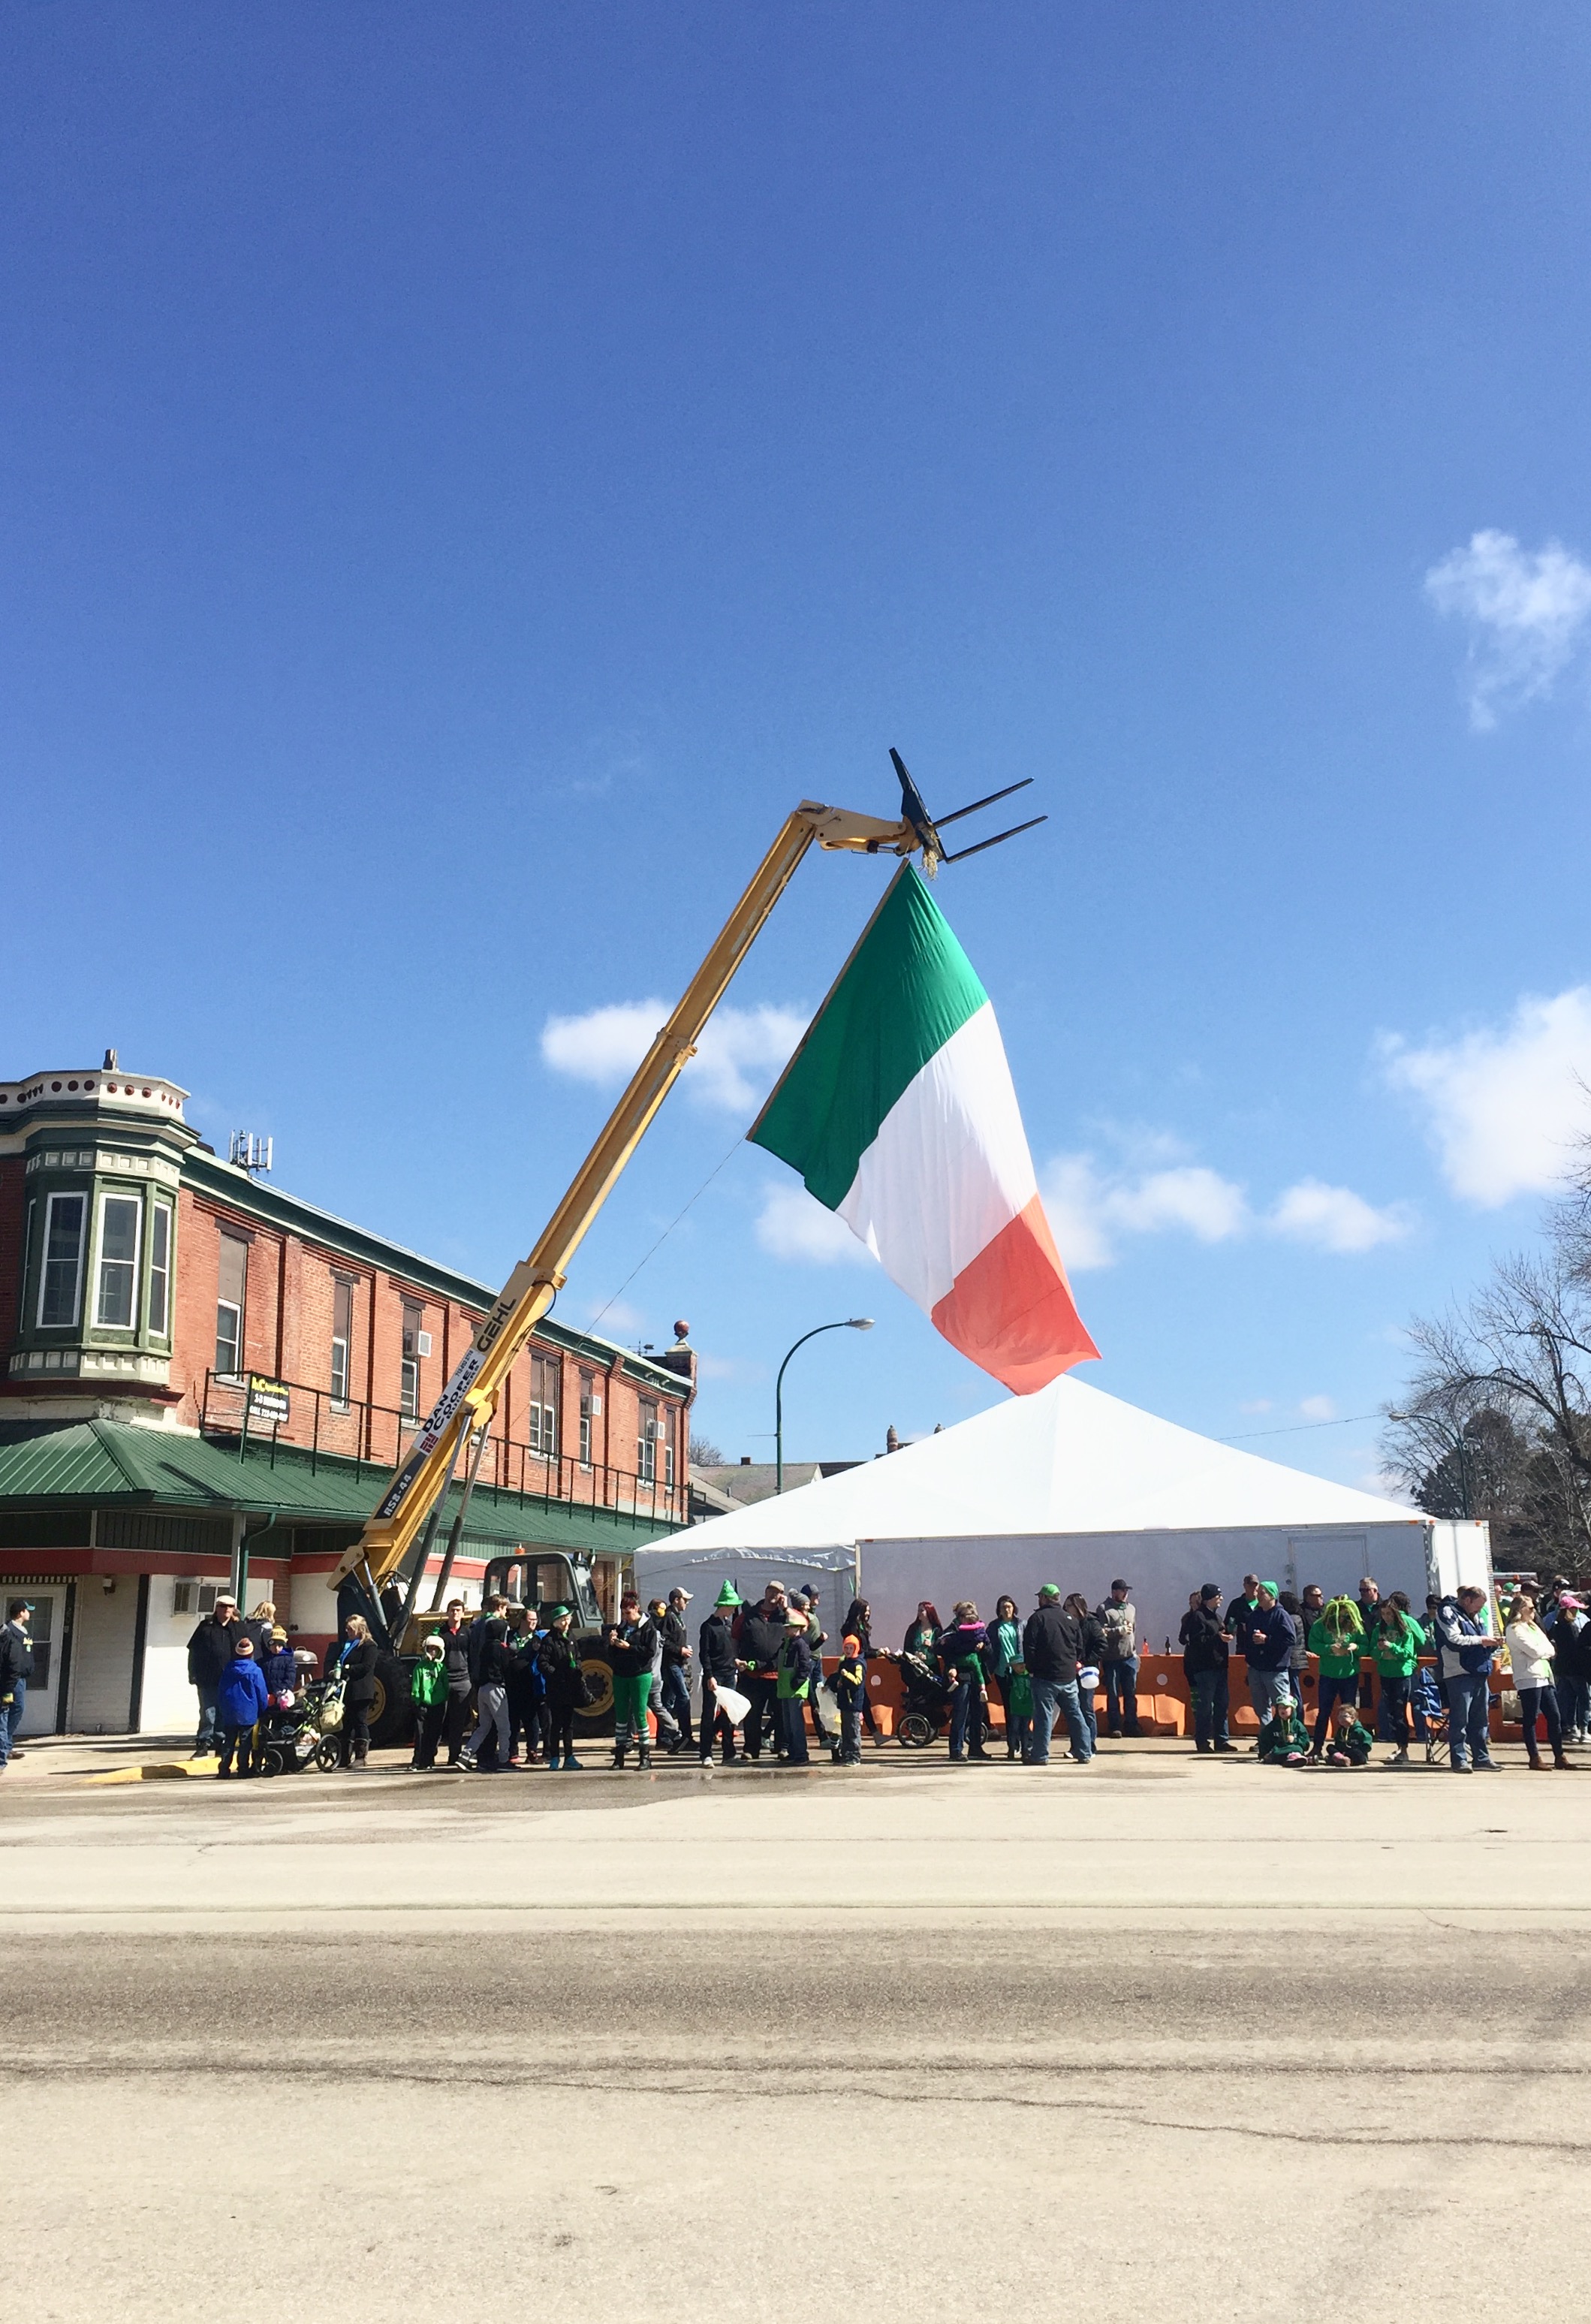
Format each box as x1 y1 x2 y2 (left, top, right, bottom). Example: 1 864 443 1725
1384 1248 1591 1570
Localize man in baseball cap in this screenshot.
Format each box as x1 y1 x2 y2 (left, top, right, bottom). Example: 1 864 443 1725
185 1592 242 1758
660 1587 695 1751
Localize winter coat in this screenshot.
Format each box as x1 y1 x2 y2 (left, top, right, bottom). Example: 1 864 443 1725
339 1637 379 1706
473 1618 511 1689
1243 1604 1297 1672
1094 1598 1137 1661
186 1615 240 1688
1224 1594 1258 1652
1257 1703 1310 1763
1180 1606 1228 1675
411 1656 448 1708
437 1620 472 1695
1505 1620 1556 1693
937 1622 988 1683
216 1656 269 1729
738 1608 788 1677
0 1621 35 1692
1022 1605 1082 1683
1074 1610 1109 1674
1548 1610 1591 1682
260 1644 298 1699
698 1612 740 1686
537 1629 586 1706
604 1619 658 1680
776 1631 814 1700
1433 1598 1496 1681
833 1653 866 1707
661 1608 690 1668
1369 1612 1425 1677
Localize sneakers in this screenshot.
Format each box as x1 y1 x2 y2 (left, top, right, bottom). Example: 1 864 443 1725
1387 1747 1409 1765
458 1751 478 1772
1212 1741 1238 1754
564 1754 583 1771
1451 1759 1472 1774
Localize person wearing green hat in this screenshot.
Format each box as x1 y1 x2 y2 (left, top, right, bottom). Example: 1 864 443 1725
698 1581 743 1765
1241 1581 1297 1723
537 1605 588 1771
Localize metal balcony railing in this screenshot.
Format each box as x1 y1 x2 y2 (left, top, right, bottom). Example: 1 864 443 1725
197 1369 686 1527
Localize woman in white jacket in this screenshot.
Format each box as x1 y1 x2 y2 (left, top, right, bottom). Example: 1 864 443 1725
1505 1593 1571 1771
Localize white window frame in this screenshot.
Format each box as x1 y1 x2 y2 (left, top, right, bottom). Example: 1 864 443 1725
637 1400 658 1485
215 1231 249 1381
94 1191 143 1330
146 1201 173 1339
38 1190 87 1329
578 1373 594 1468
330 1276 354 1411
399 1357 419 1419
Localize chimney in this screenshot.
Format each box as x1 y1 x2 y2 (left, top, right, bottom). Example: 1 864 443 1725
885 1424 899 1454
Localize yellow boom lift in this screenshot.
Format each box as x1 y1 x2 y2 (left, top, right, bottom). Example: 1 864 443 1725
330 761 1044 1690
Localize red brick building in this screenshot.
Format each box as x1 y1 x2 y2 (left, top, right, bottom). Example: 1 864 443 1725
0 1063 694 1735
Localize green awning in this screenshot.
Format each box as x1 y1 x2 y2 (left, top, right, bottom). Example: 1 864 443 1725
0 1419 683 1557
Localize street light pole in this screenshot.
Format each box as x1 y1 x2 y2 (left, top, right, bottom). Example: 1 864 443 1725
775 1318 874 1492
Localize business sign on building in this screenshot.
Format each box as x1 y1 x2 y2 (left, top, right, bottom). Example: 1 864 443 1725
247 1374 291 1426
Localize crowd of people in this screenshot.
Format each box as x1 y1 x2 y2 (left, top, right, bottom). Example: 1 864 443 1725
172 1564 1591 1777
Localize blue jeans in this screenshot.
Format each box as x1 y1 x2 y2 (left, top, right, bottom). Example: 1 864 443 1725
1312 1672 1360 1753
1247 1668 1291 1720
1080 1687 1098 1748
1189 1668 1228 1747
194 1681 219 1750
1028 1677 1092 1763
660 1660 692 1739
1446 1670 1493 1766
1558 1675 1589 1735
1520 1684 1562 1755
1376 1671 1414 1745
779 1696 810 1764
1102 1656 1141 1734
948 1675 987 1758
0 1677 24 1763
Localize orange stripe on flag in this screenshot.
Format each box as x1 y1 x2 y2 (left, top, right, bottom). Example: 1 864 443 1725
930 1194 1100 1394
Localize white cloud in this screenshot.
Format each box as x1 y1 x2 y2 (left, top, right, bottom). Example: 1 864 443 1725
754 1184 875 1267
1043 1147 1407 1267
1041 1153 1250 1270
1267 1178 1412 1253
1297 1394 1337 1422
1382 987 1591 1205
1424 529 1591 729
541 999 808 1114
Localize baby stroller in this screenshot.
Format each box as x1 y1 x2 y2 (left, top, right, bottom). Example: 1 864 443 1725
895 1650 954 1749
261 1670 348 1774
258 1651 330 1776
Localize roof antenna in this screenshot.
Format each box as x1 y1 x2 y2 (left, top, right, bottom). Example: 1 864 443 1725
888 749 1047 876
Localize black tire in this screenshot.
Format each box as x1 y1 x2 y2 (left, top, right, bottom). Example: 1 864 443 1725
313 1734 342 1773
367 1653 411 1748
260 1744 285 1777
897 1710 934 1750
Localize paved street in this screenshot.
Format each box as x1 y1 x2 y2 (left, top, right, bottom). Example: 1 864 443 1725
6 1747 1589 2322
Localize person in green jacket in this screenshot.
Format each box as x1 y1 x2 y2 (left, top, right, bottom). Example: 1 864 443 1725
1369 1592 1427 1765
407 1635 449 1771
1307 1597 1365 1758
1257 1696 1310 1765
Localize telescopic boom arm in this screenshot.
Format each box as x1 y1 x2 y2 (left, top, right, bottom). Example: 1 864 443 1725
330 794 927 1595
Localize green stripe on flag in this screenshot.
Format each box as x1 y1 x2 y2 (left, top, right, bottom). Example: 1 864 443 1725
749 863 988 1210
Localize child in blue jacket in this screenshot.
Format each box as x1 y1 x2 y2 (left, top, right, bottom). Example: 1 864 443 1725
216 1635 270 1778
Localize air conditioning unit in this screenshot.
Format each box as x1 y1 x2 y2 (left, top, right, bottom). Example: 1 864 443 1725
417 1331 432 1358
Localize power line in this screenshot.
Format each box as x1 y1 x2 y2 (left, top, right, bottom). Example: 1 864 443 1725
1219 1410 1385 1443
589 1132 747 1328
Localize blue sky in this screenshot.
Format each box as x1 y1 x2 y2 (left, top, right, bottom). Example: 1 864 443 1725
9 3 1591 1488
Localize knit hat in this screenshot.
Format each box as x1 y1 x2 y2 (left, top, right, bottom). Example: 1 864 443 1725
422 1635 444 1656
270 1626 288 1642
715 1581 742 1607
842 1634 861 1654
1260 1580 1280 1598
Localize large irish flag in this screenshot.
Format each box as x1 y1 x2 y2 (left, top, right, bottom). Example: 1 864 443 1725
749 864 1098 1393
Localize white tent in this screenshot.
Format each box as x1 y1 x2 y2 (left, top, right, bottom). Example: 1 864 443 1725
635 1376 1489 1654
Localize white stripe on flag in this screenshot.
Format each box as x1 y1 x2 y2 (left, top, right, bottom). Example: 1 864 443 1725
835 1002 1038 1313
